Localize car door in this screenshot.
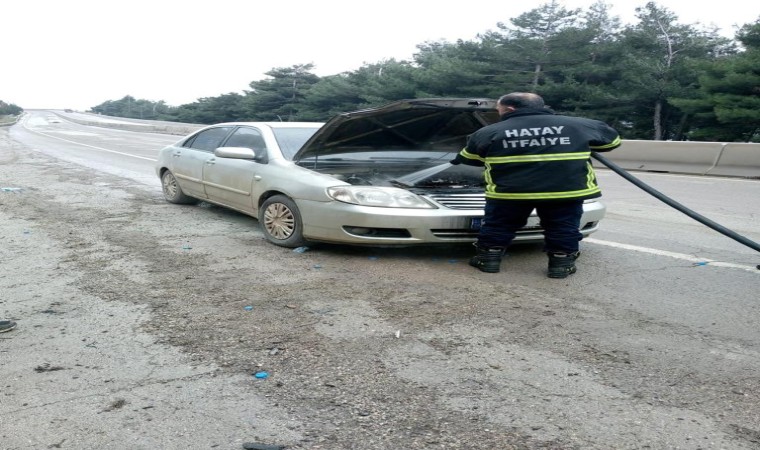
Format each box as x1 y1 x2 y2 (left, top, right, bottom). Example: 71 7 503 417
171 126 234 199
202 126 266 214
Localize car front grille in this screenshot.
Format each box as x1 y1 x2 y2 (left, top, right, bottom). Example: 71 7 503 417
426 193 485 210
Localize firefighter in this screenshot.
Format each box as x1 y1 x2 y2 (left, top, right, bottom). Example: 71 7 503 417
451 92 621 278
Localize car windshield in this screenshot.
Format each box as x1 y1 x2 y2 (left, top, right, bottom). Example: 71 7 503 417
272 127 321 159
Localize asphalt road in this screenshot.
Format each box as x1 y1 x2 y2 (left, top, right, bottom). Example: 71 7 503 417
1 111 759 450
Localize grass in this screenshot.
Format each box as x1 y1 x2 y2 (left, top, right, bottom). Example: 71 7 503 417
0 115 17 125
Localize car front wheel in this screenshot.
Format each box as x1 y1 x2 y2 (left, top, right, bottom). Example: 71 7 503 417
161 170 197 204
259 195 307 248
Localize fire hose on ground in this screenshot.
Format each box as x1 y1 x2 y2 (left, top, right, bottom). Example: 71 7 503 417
591 152 760 269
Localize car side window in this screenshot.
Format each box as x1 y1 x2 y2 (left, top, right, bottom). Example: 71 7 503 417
184 127 233 152
224 127 267 151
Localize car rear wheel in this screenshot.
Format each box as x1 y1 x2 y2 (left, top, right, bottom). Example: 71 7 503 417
259 195 307 248
161 170 197 204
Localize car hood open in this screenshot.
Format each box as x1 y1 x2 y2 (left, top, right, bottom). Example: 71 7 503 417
292 98 500 161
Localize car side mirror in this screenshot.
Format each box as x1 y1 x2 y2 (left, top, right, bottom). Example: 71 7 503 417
214 146 259 160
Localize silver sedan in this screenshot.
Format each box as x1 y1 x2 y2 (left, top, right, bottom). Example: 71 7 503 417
155 99 606 247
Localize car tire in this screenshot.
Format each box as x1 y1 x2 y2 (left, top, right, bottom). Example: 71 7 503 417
161 170 197 204
259 195 307 248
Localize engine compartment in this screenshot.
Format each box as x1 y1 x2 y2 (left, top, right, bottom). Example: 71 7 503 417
296 152 486 189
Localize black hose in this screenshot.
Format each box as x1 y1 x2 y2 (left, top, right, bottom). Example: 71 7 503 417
591 152 760 254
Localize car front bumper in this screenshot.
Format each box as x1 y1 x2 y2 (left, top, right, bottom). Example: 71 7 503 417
296 198 606 246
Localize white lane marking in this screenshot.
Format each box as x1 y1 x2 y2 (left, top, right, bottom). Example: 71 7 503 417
586 238 759 273
53 131 100 137
22 121 158 162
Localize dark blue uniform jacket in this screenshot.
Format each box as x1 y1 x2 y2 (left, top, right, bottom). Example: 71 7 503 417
453 108 621 201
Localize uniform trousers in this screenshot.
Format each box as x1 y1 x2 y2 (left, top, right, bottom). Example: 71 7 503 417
476 198 585 254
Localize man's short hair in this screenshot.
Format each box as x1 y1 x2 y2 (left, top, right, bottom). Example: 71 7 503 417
498 92 545 109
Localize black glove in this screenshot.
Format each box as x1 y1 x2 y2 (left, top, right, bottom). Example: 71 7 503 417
449 158 461 165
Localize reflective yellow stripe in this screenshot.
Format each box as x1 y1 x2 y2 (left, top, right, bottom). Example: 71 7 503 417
486 186 601 200
590 136 621 150
458 148 484 162
484 163 495 191
486 152 591 164
585 161 595 189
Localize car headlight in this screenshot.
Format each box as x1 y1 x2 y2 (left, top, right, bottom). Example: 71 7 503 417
327 186 435 209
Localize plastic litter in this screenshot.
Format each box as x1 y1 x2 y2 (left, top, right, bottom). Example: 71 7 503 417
313 264 322 269
293 246 309 253
182 241 192 250
1 187 23 193
244 306 253 311
692 262 709 266
368 256 379 260
254 371 269 379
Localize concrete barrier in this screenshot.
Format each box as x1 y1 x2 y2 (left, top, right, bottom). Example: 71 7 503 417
595 140 725 175
55 111 204 136
705 143 760 178
591 140 760 179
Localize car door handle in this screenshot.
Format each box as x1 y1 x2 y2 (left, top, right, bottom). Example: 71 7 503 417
254 175 262 181
205 159 216 165
172 152 181 157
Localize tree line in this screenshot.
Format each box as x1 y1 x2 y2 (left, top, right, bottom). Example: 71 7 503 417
83 2 760 142
0 100 22 116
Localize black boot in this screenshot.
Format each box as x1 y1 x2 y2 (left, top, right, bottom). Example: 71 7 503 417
469 245 506 273
547 251 580 278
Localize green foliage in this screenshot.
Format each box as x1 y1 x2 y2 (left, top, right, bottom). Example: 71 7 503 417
172 93 245 124
0 100 22 115
86 2 759 141
671 19 760 142
295 74 365 121
606 2 738 139
737 17 760 48
90 96 175 121
241 64 321 122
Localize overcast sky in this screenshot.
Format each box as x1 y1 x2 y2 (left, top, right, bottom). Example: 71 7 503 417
2 0 757 111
